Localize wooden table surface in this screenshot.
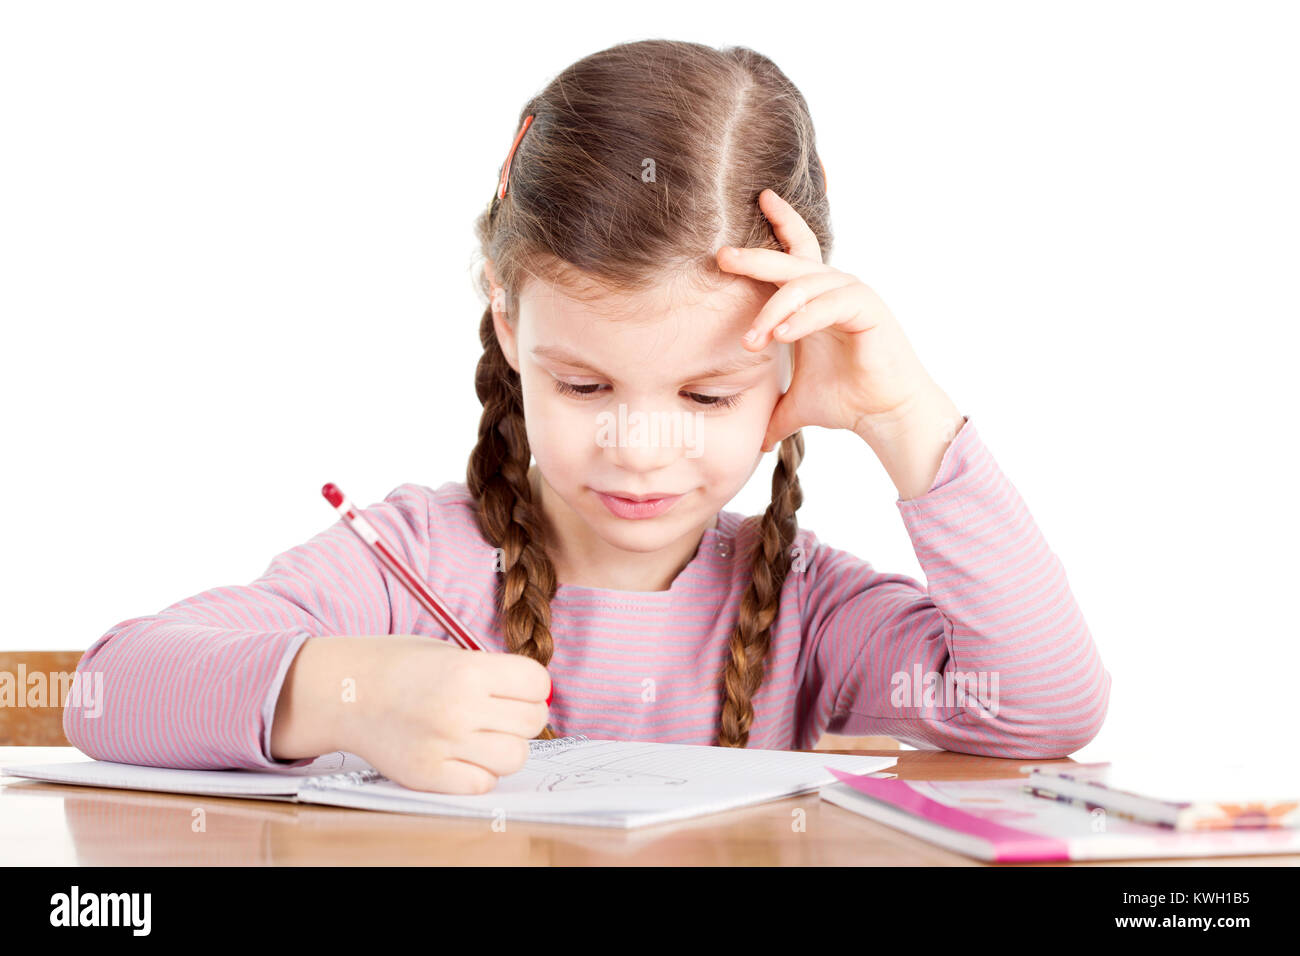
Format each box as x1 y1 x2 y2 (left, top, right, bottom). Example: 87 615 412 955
1 746 1295 866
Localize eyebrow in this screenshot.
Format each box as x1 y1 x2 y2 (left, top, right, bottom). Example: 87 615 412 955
530 344 772 381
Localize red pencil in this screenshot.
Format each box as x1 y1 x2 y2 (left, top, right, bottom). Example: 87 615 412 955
321 482 553 708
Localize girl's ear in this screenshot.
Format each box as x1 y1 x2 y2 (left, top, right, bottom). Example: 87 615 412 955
483 258 521 372
485 259 506 312
493 312 520 373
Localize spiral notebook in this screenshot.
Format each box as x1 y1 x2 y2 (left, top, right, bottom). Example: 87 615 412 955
2 736 896 830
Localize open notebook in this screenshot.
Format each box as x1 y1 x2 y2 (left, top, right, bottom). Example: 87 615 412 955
1 736 896 829
819 768 1300 861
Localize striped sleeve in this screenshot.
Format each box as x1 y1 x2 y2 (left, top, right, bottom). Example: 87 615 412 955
797 417 1111 758
62 484 434 770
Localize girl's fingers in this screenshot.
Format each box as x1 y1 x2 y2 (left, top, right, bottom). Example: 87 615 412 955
481 694 552 739
408 757 500 795
767 282 882 345
758 188 823 262
717 244 827 284
483 649 553 704
445 730 537 779
743 271 859 350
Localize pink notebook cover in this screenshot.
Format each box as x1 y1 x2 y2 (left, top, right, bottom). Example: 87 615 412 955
824 767 1300 862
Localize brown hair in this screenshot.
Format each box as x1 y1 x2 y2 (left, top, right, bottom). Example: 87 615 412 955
467 40 831 746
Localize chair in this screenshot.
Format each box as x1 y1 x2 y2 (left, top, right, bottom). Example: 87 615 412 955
0 650 85 746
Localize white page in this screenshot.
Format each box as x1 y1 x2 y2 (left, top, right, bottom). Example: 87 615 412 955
301 739 896 826
0 750 374 797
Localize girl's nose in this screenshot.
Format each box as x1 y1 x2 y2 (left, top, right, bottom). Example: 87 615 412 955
599 404 699 471
607 433 684 472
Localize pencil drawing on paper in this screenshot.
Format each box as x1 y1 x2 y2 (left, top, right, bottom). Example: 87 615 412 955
530 756 689 792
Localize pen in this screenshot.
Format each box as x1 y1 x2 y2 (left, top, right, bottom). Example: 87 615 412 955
320 482 555 726
1021 783 1161 829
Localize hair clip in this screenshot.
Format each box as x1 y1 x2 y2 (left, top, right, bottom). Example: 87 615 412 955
497 114 535 201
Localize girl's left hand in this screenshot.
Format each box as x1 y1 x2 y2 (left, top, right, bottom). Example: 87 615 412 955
717 188 940 453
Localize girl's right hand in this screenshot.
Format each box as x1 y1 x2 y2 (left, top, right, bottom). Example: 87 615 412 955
343 635 552 794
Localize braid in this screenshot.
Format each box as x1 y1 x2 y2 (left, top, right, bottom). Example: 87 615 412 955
715 430 806 747
466 305 559 741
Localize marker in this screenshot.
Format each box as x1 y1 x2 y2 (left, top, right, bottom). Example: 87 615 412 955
321 483 554 716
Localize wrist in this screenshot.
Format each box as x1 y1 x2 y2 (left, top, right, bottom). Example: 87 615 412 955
854 384 966 500
270 635 375 760
853 380 954 443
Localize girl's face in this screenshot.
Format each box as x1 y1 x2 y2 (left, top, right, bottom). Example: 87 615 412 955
490 266 791 572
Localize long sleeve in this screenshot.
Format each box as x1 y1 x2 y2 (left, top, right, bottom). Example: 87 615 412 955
63 484 435 770
797 417 1111 758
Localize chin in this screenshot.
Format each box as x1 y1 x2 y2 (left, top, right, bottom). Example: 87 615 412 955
591 527 682 555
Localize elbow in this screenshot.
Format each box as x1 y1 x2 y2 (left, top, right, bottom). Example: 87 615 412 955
60 662 101 757
1015 668 1113 759
61 700 92 757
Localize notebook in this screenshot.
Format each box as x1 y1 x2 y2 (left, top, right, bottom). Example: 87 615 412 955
818 767 1300 861
1019 759 1300 830
1 736 897 830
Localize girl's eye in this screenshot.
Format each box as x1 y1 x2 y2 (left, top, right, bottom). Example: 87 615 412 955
687 391 744 410
551 380 743 410
552 381 604 399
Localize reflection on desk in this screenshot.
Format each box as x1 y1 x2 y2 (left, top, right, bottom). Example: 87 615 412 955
3 747 1295 866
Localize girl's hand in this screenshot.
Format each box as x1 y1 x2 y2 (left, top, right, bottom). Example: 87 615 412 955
342 635 551 794
716 188 945 453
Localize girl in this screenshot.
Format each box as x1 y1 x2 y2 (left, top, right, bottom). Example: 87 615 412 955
64 39 1110 795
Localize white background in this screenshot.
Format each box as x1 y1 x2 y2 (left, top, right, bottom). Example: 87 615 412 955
2 1 1296 766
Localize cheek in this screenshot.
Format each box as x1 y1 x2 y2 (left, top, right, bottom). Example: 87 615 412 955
690 396 773 477
520 379 602 463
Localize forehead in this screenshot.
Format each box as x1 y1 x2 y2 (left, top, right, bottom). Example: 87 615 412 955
517 271 775 362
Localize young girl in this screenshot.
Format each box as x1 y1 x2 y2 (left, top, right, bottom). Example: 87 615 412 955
64 39 1110 795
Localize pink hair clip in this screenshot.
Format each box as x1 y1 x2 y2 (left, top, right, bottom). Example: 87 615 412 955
497 114 535 201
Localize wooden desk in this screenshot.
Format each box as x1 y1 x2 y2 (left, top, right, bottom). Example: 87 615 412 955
2 747 1295 866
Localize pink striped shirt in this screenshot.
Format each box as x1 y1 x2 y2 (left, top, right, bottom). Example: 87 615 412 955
64 417 1111 769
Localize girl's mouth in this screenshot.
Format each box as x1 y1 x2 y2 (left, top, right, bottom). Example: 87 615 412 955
594 491 685 520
